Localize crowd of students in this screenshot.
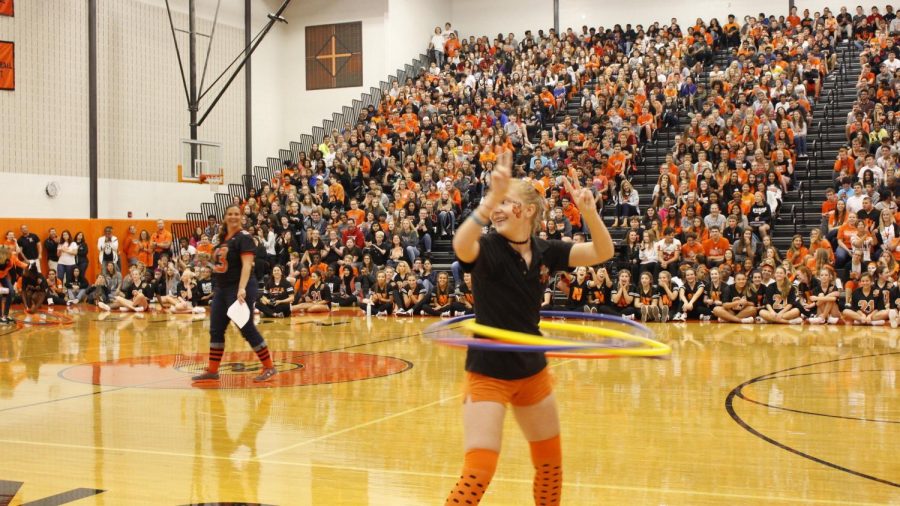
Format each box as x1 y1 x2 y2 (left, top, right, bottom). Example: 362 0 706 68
1 6 899 327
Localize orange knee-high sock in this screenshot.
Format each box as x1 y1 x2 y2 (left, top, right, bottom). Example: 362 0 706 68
530 435 562 506
445 448 499 505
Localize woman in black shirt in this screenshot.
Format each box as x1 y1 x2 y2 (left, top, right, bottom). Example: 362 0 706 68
192 205 277 383
258 265 294 317
747 191 772 238
447 152 613 505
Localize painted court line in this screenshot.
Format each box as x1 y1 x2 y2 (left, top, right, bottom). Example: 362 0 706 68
254 359 575 460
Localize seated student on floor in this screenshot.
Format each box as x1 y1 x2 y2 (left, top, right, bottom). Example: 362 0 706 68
292 271 332 314
807 267 843 325
713 271 757 323
258 265 294 318
842 272 888 326
758 266 803 325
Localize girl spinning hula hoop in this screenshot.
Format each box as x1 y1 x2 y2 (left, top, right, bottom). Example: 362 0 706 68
445 150 614 506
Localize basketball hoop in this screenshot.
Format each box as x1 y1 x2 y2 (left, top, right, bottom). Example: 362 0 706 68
199 171 224 192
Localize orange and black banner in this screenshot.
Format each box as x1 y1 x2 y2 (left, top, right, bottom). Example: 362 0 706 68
0 0 12 17
0 42 13 90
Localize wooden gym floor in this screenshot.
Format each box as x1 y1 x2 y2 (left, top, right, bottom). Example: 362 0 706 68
0 308 896 505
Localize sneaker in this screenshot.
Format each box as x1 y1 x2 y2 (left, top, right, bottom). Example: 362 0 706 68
623 313 636 321
699 314 711 322
440 310 451 317
640 305 649 323
192 307 206 314
66 299 74 306
717 317 725 323
454 311 465 317
253 367 278 382
191 371 220 382
870 320 885 326
120 307 129 312
741 317 755 324
827 316 840 325
375 310 388 317
134 306 145 312
808 316 825 325
755 316 767 324
788 318 803 325
674 313 687 322
889 309 898 328
649 306 660 322
97 302 111 312
660 306 669 323
590 306 598 314
394 309 408 316
583 305 592 313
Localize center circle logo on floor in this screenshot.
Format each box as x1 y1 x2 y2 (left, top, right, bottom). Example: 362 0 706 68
59 351 413 389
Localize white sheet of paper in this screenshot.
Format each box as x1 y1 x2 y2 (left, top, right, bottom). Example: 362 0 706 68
227 300 251 329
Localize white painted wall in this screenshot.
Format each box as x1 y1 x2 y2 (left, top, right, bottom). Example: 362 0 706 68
558 0 787 29
0 0 89 178
451 0 553 39
6 174 222 220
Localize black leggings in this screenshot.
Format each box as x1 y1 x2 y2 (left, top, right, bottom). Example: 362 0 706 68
209 282 266 349
423 302 467 316
258 301 291 317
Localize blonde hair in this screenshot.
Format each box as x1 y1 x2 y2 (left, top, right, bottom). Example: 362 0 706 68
0 245 9 264
509 179 546 234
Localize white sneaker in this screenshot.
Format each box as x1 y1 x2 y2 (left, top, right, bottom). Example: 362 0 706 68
676 313 687 322
134 306 145 312
870 320 885 326
376 310 388 317
827 316 840 325
788 318 803 325
98 302 111 312
394 309 407 316
699 315 711 322
755 316 767 324
120 307 129 312
717 317 725 323
741 317 755 324
454 311 465 317
808 316 825 325
440 310 451 317
192 307 206 314
889 309 898 328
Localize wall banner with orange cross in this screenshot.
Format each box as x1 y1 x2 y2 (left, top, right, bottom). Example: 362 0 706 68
0 0 13 17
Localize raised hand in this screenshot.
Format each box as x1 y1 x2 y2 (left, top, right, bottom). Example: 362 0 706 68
485 149 512 208
563 174 594 213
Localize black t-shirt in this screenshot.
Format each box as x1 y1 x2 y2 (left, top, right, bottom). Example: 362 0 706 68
44 238 58 262
17 233 40 260
723 284 752 307
212 231 256 287
765 283 797 310
265 278 294 300
568 278 591 305
847 288 883 314
460 233 573 380
305 282 332 303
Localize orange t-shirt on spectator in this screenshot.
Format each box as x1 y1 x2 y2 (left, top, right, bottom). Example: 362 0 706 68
151 229 172 254
563 204 582 229
681 241 705 262
702 237 730 258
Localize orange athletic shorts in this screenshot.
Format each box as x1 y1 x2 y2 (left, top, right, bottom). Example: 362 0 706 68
463 368 554 407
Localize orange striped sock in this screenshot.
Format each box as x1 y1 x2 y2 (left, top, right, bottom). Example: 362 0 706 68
254 345 274 369
208 347 224 374
445 448 498 505
530 435 562 506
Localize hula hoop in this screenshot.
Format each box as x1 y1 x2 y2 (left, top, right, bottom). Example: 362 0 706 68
426 311 669 359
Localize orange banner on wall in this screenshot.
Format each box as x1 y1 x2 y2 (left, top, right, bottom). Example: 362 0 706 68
0 42 13 91
0 0 12 17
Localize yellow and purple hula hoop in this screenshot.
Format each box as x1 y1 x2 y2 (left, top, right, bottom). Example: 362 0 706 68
426 310 670 359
